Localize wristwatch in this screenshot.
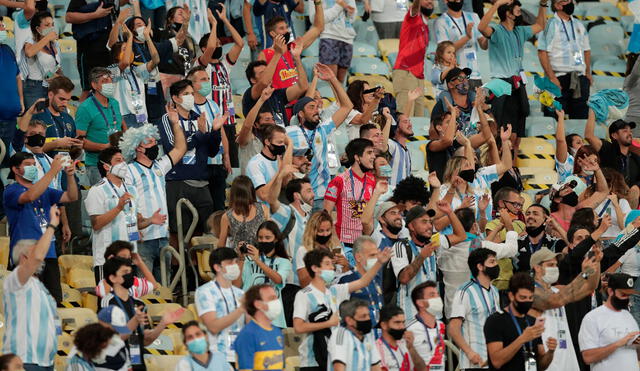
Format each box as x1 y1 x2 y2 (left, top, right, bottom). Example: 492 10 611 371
581 271 590 279
46 224 57 230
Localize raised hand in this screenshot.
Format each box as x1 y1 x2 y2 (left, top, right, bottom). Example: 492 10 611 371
216 3 228 22
428 171 441 189
51 154 65 173
598 214 612 232
291 38 304 59
207 8 216 25
377 247 392 263
197 111 208 133
500 124 512 142
160 307 186 326
478 193 490 211
143 18 152 40
315 63 336 81
117 193 134 210
182 4 191 22
116 7 132 25
408 87 422 102
273 34 287 55
374 179 389 196
166 103 179 124
459 195 475 209
436 200 452 214
212 112 229 131
260 85 275 101
466 22 474 38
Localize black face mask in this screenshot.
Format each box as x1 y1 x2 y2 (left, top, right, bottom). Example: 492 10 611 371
212 47 223 60
513 299 533 315
257 241 276 254
384 219 403 235
355 319 372 334
611 295 630 310
270 144 286 156
282 31 291 43
172 22 182 32
562 192 579 207
26 134 46 148
420 6 434 16
459 169 476 183
447 1 464 11
145 144 159 161
483 264 500 280
315 234 331 245
122 272 135 289
562 2 574 15
514 15 524 25
415 234 431 244
526 224 545 237
388 327 406 340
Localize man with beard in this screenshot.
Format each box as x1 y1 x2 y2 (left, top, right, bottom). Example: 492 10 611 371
367 201 408 251
430 68 476 138
388 113 413 186
515 204 566 274
237 86 275 172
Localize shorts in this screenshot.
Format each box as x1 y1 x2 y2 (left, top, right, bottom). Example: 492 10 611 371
319 38 353 69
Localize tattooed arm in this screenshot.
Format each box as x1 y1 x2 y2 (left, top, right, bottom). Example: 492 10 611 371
398 243 434 285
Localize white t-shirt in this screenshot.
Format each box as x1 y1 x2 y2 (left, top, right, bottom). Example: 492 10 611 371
246 152 279 196
406 318 446 367
22 34 60 81
578 305 640 371
541 287 580 371
327 327 381 370
372 0 408 23
618 247 640 276
595 198 632 238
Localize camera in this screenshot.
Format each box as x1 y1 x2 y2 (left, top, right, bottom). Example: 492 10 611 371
239 242 248 254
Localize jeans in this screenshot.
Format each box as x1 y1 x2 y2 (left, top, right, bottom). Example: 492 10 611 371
40 258 62 305
24 364 54 371
392 69 425 117
137 237 170 284
23 79 48 111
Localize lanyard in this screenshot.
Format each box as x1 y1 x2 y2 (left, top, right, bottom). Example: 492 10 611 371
48 111 68 138
380 338 404 369
107 179 132 209
560 17 576 42
134 43 149 63
259 256 277 283
90 94 118 132
416 315 443 351
301 127 316 151
113 295 144 334
179 116 196 132
124 68 141 95
598 199 611 217
473 279 497 314
447 13 468 37
215 281 237 314
529 239 543 254
348 170 367 203
507 307 533 352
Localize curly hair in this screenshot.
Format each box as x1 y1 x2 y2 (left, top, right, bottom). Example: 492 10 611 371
119 124 161 162
74 323 117 360
391 175 430 206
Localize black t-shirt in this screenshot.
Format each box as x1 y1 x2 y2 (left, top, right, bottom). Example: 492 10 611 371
484 311 543 371
108 295 147 371
515 234 567 274
153 28 196 76
598 140 640 188
67 0 112 53
242 86 290 126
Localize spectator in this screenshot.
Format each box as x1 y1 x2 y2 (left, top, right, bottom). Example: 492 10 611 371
435 0 488 88
390 175 431 213
426 110 458 182
340 81 384 141
624 53 640 135
22 11 59 109
579 273 640 371
359 115 392 156
392 0 434 117
119 120 187 282
158 79 222 241
218 175 269 249
295 210 343 287
2 206 59 370
95 241 158 299
448 248 501 369
586 169 632 240
95 305 134 370
234 284 285 370
370 155 396 206
195 248 245 365
484 273 557 370
4 152 77 303
75 67 125 185
327 298 381 369
431 68 477 137
538 0 591 119
173 0 211 44
388 113 413 187
246 124 290 202
0 18 23 154
376 304 427 370
324 138 377 245
176 321 231 371
516 204 567 273
484 186 525 242
365 200 407 253
309 0 354 83
154 5 195 86
554 109 579 183
66 323 119 370
407 281 447 368
0 354 24 371
250 0 302 59
236 86 273 172
431 41 458 95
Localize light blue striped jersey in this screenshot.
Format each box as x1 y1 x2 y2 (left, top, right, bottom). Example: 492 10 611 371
434 11 483 79
2 268 60 366
107 64 147 118
194 99 224 164
241 255 291 328
449 279 501 369
65 353 94 371
195 280 245 363
328 327 380 370
555 154 575 183
175 351 232 370
246 153 279 200
537 14 590 75
271 204 309 285
387 139 412 187
165 0 211 46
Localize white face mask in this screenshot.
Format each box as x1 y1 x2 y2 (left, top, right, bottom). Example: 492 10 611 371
93 335 124 364
135 26 146 42
110 162 130 180
263 299 283 321
425 297 443 318
365 258 377 271
179 94 195 112
542 266 560 285
300 202 312 214
222 263 240 281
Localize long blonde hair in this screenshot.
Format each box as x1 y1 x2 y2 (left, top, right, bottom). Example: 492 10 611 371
302 210 340 252
443 156 469 184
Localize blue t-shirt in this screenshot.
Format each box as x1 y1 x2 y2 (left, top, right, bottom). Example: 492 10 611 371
338 270 383 329
0 45 22 121
32 110 78 157
3 184 64 260
488 24 533 78
233 320 284 371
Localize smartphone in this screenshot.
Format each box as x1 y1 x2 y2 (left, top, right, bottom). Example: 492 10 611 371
332 247 342 255
35 99 49 112
363 86 381 95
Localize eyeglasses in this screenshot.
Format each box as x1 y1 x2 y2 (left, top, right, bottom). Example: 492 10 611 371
452 76 469 82
504 200 524 209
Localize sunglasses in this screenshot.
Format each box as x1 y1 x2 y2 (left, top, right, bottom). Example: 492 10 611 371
452 75 469 82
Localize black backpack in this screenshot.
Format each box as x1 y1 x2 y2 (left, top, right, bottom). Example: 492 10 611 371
382 238 412 306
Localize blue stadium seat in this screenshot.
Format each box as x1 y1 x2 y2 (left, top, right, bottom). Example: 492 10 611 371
302 39 319 58
525 116 555 137
522 56 543 73
352 41 379 57
350 57 391 76
410 116 430 138
589 23 625 58
354 20 379 45
578 2 621 19
301 56 319 79
592 57 626 74
387 52 398 68
593 75 624 91
291 14 306 38
564 120 608 139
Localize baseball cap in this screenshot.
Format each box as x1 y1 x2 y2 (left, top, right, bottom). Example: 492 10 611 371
529 247 562 267
608 119 636 136
98 305 132 335
375 201 399 221
285 126 311 157
405 206 436 225
444 67 473 83
7 152 35 180
607 273 640 295
292 96 315 118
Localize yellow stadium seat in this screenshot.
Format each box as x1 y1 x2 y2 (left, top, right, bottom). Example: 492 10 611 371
81 292 98 312
61 286 82 308
59 255 93 272
516 138 555 169
144 355 184 371
2 17 14 33
67 268 96 289
140 286 173 305
284 356 300 371
347 75 394 96
57 332 74 357
377 39 399 57
192 235 217 282
161 328 188 355
0 237 9 270
519 167 559 192
521 192 534 210
57 308 98 333
232 95 244 119
58 38 76 53
187 303 198 320
283 327 302 358
146 303 194 328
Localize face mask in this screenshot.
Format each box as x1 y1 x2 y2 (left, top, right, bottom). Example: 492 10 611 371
263 299 283 321
172 22 182 32
135 26 146 42
611 294 630 310
562 2 574 15
39 26 55 36
483 264 500 280
388 327 406 340
320 269 335 284
222 263 240 281
459 169 476 183
144 144 159 161
446 1 464 11
22 165 40 183
258 241 276 254
583 170 594 176
212 46 223 60
122 272 135 289
561 192 579 207
110 162 129 180
315 234 331 245
198 81 212 97
179 94 195 112
455 82 469 95
542 266 559 285
365 258 377 271
300 201 312 214
513 299 533 315
26 134 46 148
355 319 372 334
420 6 434 16
187 337 208 354
379 164 393 178
426 297 444 318
0 31 7 43
525 224 545 237
269 144 286 156
100 82 115 98
415 234 431 244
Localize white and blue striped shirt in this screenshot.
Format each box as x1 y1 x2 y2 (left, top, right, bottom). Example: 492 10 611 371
246 153 279 199
108 64 148 119
434 12 483 80
328 327 380 370
555 154 574 183
538 13 590 75
271 204 309 285
194 99 223 165
388 139 412 187
449 279 501 370
3 267 60 367
391 239 437 320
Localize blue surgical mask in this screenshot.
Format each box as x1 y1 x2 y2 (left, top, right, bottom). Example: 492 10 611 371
186 336 208 354
0 31 7 44
379 164 393 178
22 165 40 183
320 269 335 284
100 82 115 98
198 81 212 97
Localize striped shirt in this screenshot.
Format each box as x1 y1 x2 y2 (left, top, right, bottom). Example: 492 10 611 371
3 267 60 366
387 139 412 187
434 12 483 79
449 279 501 369
194 99 223 164
127 155 173 241
246 153 279 196
324 169 376 244
406 318 446 367
65 353 94 371
555 154 574 183
328 327 380 370
537 13 590 75
95 276 154 299
198 54 236 126
85 178 140 267
107 64 148 119
241 256 291 328
166 0 211 45
293 283 350 367
195 280 245 363
271 204 309 284
391 239 437 320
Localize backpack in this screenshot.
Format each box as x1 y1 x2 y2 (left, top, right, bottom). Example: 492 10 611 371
382 238 412 306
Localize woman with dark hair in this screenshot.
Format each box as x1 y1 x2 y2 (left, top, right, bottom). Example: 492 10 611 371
218 175 269 249
0 354 22 371
584 168 632 240
239 220 292 328
22 10 60 108
325 80 384 143
572 145 601 187
65 323 121 370
624 52 640 136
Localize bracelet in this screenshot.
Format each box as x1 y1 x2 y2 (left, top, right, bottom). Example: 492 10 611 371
314 0 322 4
46 224 57 230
